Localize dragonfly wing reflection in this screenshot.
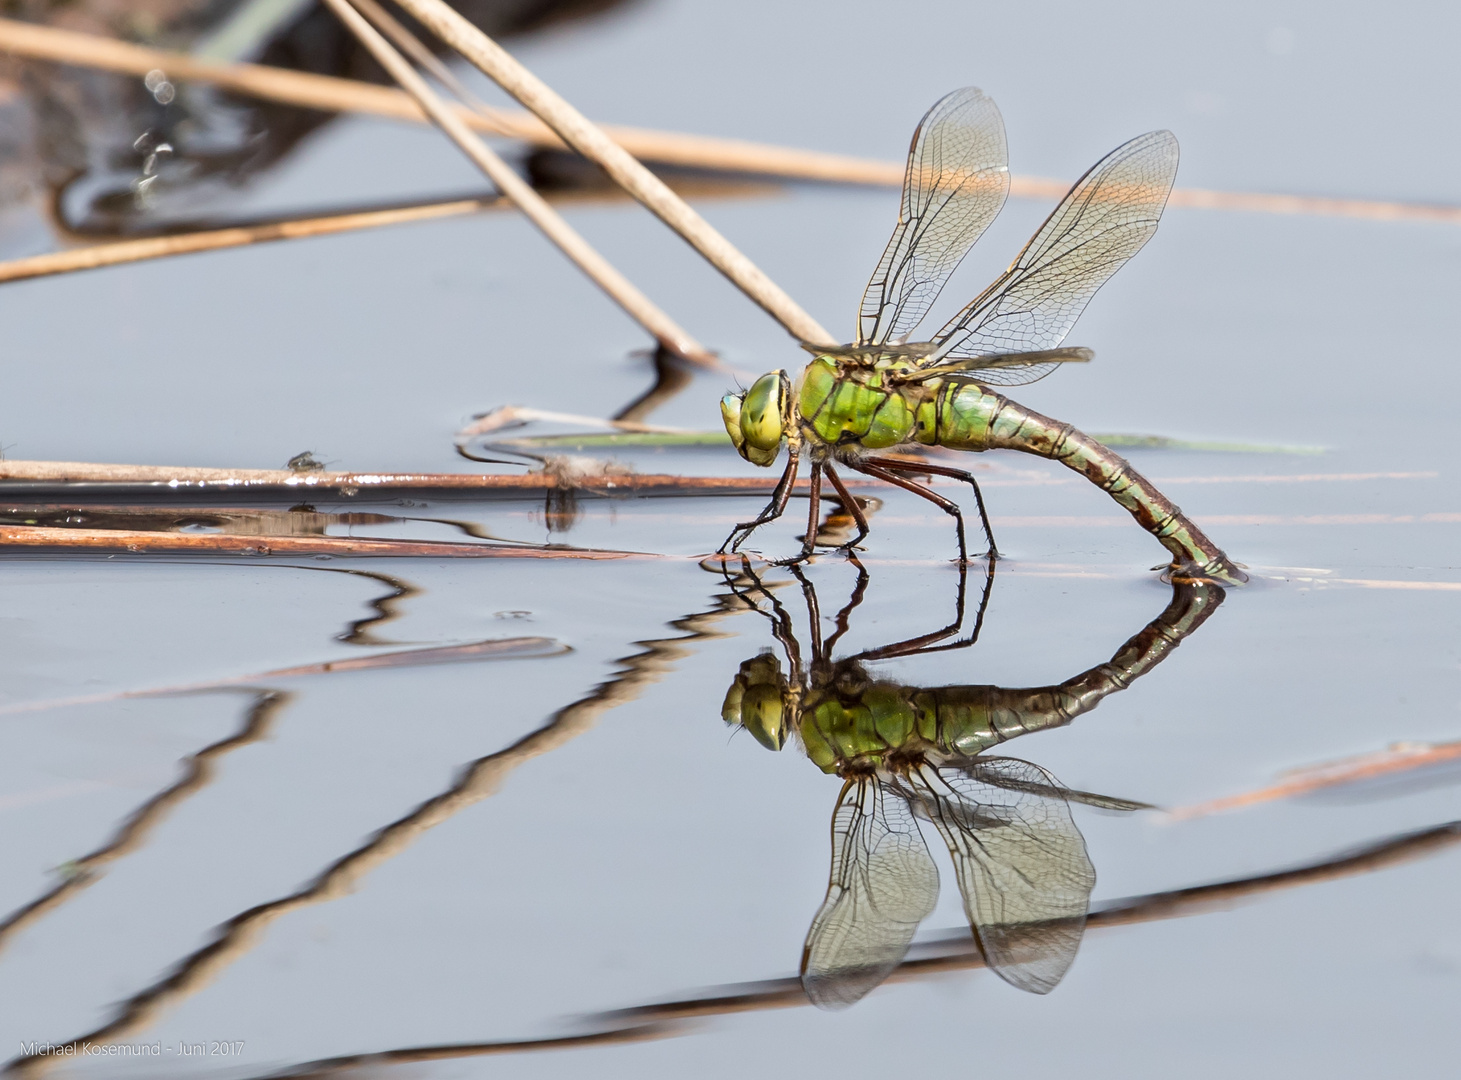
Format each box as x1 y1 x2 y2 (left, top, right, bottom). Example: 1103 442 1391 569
927 129 1180 384
801 775 940 1008
857 87 1010 347
905 757 1097 994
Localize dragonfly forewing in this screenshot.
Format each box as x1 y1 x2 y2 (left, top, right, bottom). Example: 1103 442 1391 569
902 757 1097 994
858 87 1010 348
927 129 1180 381
800 775 940 1009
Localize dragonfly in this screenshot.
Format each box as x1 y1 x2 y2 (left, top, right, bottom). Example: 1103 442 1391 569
720 555 1224 1006
720 88 1246 585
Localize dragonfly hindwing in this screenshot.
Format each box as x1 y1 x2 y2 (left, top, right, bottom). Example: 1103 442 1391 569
926 129 1180 382
900 757 1097 994
800 775 939 1009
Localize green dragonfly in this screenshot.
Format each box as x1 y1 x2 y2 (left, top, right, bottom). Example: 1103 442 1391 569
720 88 1246 585
720 557 1223 1006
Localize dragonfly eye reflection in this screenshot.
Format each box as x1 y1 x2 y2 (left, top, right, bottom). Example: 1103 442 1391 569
718 558 1224 1007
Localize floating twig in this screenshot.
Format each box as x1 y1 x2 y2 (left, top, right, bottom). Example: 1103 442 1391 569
0 459 874 498
0 524 647 558
321 0 714 366
391 0 836 345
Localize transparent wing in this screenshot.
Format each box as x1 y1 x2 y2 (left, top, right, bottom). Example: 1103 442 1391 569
857 88 1009 347
901 758 1096 994
896 346 1093 384
926 130 1180 385
800 776 939 1009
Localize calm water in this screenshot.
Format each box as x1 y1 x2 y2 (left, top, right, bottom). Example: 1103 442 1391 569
1 0 1459 1076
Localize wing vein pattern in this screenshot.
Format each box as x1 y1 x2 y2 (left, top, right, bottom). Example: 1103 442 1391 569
801 775 940 1008
899 757 1097 994
927 129 1179 385
858 87 1010 347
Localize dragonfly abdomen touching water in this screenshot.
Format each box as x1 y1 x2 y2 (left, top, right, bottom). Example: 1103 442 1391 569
786 357 1246 584
928 379 1244 583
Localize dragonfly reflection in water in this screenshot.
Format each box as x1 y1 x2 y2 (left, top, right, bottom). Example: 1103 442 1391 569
720 88 1245 584
719 559 1223 1007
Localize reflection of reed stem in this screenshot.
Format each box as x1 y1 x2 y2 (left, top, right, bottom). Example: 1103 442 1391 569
0 637 562 717
0 690 291 961
3 591 746 1077
193 819 1461 1079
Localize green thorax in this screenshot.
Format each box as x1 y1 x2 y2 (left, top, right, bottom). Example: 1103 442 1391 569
797 355 1005 453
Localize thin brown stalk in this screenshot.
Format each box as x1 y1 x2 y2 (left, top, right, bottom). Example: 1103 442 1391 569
2 18 1459 225
0 459 873 496
0 196 497 284
390 0 837 345
2 175 773 285
2 592 748 1077
0 18 894 184
0 525 647 558
320 0 713 366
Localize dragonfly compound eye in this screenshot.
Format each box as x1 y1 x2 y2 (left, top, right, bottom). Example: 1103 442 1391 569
725 370 788 467
722 654 789 750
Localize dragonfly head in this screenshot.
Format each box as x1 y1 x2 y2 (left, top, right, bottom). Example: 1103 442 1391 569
722 653 791 750
721 369 791 467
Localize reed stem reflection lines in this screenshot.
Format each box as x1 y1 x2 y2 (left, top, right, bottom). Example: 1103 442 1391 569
3 587 750 1077
218 820 1461 1079
0 633 563 958
0 690 291 963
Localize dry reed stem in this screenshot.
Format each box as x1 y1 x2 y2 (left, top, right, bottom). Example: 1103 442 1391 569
0 18 893 184
0 525 647 558
390 0 837 345
0 459 874 495
0 177 775 287
321 0 712 365
2 18 1458 226
0 196 496 283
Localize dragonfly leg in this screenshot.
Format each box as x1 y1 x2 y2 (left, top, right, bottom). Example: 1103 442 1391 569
777 461 824 565
721 451 799 553
851 459 968 564
821 463 870 552
862 456 998 559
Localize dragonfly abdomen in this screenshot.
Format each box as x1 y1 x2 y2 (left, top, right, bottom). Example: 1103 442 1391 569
931 385 1248 584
